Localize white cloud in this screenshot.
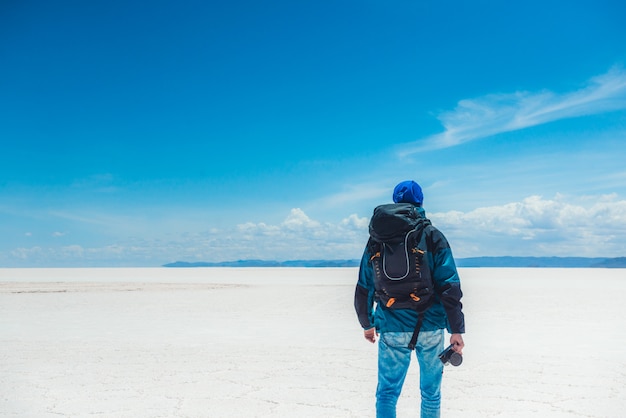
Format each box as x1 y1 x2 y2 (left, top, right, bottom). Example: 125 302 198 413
404 67 626 153
282 208 320 229
340 213 369 230
430 194 626 257
10 246 43 260
234 209 368 259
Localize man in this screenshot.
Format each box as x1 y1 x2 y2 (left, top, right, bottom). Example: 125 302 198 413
354 180 465 418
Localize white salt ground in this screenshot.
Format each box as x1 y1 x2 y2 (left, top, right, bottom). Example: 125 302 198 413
0 267 624 418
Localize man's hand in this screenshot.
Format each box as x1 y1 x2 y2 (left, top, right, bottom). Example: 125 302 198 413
450 333 464 354
364 327 378 343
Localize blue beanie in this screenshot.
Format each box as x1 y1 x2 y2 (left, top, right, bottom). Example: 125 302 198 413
393 180 423 206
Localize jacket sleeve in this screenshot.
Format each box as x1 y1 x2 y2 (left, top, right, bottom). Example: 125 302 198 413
428 227 465 334
354 244 376 330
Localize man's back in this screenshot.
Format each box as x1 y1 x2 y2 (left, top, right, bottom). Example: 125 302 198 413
354 180 465 418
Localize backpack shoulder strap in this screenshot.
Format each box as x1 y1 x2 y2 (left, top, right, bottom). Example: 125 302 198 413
366 237 380 257
407 219 432 350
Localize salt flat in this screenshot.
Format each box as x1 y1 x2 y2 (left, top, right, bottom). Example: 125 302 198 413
1 267 624 417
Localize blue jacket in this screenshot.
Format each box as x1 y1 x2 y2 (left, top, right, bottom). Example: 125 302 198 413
354 206 465 334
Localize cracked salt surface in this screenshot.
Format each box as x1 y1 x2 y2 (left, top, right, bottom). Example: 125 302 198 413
1 267 624 417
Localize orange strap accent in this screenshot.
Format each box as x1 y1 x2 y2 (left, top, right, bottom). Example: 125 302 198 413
410 293 421 302
386 298 396 308
370 252 381 261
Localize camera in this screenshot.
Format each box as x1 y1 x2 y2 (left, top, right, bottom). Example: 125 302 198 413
438 344 462 367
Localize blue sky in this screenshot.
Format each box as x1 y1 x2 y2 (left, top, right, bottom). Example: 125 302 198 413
2 0 626 267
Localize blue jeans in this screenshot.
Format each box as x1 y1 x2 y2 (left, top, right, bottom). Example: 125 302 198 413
376 329 445 418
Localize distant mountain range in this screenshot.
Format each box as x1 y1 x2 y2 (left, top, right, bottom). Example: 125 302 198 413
456 257 626 268
163 259 359 268
164 257 626 268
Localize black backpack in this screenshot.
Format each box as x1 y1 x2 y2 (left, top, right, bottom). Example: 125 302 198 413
368 203 435 349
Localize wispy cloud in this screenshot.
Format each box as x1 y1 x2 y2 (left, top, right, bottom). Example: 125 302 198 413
403 67 626 154
314 182 391 209
70 173 119 193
